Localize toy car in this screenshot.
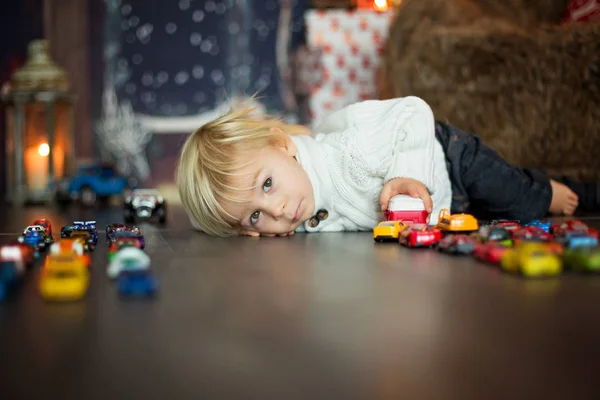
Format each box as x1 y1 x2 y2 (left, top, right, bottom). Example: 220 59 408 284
482 219 521 232
373 220 408 242
551 220 598 238
124 189 167 224
105 223 141 241
67 231 96 252
1 243 35 269
472 225 512 245
500 242 562 278
61 221 98 245
437 234 478 255
474 242 511 264
554 231 598 249
562 247 600 273
108 238 143 261
0 260 25 301
39 254 89 301
32 218 53 238
22 225 53 246
49 239 92 267
55 163 137 206
18 230 47 254
74 221 98 244
511 226 553 243
107 229 145 249
384 195 428 224
525 219 552 233
107 247 151 279
398 224 442 247
436 209 479 232
117 269 158 298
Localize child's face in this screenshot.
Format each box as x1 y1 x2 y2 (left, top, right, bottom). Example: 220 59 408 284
224 139 315 236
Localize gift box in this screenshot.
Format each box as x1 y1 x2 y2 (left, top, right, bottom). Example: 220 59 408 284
295 9 395 127
562 0 600 23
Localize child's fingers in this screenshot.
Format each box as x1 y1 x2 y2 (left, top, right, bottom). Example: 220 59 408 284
379 182 396 211
240 230 260 237
416 185 433 213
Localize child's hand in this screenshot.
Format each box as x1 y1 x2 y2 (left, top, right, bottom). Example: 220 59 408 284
239 230 295 237
380 177 433 216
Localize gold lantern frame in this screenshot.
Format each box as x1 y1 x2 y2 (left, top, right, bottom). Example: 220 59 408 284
1 40 76 205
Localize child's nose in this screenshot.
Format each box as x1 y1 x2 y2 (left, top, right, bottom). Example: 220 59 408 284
270 199 286 219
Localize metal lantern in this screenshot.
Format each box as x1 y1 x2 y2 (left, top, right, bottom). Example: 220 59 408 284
1 39 75 205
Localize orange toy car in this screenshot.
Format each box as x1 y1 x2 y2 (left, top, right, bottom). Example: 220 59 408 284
49 239 92 267
436 209 479 232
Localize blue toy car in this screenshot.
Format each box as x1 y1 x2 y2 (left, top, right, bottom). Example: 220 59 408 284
55 163 137 207
61 221 99 245
0 261 23 301
117 270 158 298
18 230 46 255
557 232 599 249
525 219 552 233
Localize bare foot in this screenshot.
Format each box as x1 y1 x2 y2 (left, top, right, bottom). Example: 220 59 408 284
549 179 579 215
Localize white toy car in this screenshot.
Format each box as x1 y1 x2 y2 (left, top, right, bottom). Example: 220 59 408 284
107 247 151 279
384 195 428 225
124 189 167 224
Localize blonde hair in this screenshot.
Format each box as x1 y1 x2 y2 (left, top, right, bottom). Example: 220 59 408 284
176 103 300 237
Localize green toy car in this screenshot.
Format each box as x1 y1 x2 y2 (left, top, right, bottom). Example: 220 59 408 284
562 247 600 273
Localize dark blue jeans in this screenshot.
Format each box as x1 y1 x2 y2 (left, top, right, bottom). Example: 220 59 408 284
434 121 552 223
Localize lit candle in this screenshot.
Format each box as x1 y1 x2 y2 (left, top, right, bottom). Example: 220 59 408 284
25 143 50 193
357 0 389 11
373 0 389 11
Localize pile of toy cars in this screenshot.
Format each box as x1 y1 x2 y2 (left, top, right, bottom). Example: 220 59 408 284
0 218 159 302
374 195 600 278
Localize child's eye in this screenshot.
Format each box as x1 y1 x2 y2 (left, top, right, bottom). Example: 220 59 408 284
250 211 260 225
263 177 272 193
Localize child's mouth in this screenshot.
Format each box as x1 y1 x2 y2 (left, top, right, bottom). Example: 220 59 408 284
293 200 303 223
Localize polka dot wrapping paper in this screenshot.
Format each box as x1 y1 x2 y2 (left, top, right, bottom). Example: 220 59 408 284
295 9 395 127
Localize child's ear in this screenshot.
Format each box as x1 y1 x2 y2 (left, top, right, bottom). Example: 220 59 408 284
270 127 297 157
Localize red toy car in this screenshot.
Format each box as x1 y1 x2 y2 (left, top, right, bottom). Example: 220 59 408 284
398 223 442 247
551 220 598 238
437 234 478 255
474 242 511 264
0 242 35 269
511 226 553 242
489 220 521 232
384 195 428 225
32 218 53 237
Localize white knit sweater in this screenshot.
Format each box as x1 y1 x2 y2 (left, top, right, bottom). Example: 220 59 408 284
292 96 452 233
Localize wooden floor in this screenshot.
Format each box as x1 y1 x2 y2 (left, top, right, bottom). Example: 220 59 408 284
1 204 600 399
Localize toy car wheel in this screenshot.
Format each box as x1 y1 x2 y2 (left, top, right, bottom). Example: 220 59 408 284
79 186 97 207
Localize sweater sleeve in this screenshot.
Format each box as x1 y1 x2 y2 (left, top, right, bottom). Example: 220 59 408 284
346 96 436 192
313 106 350 134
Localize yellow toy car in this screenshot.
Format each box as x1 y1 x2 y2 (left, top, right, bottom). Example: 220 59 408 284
373 221 408 242
500 242 563 278
435 209 479 232
40 254 90 301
